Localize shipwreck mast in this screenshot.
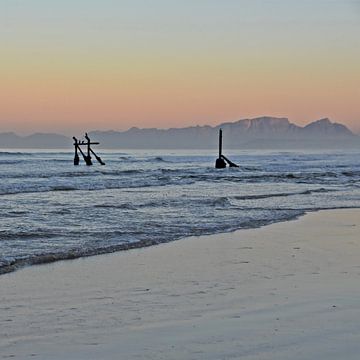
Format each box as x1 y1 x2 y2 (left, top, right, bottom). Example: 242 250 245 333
215 129 239 169
73 134 105 166
215 129 226 168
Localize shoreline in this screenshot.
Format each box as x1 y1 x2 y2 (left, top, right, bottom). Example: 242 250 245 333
1 208 360 359
2 206 359 276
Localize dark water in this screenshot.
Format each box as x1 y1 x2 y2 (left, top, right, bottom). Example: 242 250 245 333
0 149 359 274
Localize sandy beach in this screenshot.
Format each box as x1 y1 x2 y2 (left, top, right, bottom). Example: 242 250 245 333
1 209 360 360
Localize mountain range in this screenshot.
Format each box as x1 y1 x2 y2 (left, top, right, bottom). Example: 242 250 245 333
0 117 359 149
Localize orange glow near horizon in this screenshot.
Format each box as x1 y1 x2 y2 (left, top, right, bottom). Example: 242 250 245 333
1 51 359 134
1 1 359 134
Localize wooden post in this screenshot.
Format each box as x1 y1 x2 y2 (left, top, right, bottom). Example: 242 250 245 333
222 154 239 168
84 133 93 166
89 147 105 165
73 137 80 165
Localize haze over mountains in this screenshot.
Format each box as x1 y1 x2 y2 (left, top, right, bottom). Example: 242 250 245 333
0 117 359 149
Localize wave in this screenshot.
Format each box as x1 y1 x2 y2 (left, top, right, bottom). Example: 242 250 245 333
49 208 72 215
233 188 334 201
0 208 305 275
241 172 340 181
1 167 357 196
0 171 101 180
198 197 233 208
0 151 32 156
98 169 145 176
0 210 28 218
117 156 170 163
94 203 137 210
341 170 360 177
0 239 162 275
51 185 78 191
2 167 173 180
0 229 60 241
159 169 359 182
138 196 233 209
153 156 169 162
0 160 28 165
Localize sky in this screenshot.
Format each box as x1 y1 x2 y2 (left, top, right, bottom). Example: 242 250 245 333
0 0 359 135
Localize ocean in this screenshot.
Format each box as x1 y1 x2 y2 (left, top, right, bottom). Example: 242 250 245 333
1 149 359 274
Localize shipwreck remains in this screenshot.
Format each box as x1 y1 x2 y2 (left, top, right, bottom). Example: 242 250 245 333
215 129 239 169
73 133 105 166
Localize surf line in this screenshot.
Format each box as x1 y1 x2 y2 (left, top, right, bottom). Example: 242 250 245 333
73 133 105 166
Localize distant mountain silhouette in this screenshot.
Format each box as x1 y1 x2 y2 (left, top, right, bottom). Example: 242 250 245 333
90 117 359 149
0 117 358 149
302 118 354 136
0 132 72 149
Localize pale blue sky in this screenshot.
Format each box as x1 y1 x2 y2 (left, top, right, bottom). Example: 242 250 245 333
2 0 359 52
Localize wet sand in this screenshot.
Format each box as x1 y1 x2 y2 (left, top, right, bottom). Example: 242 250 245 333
1 209 360 359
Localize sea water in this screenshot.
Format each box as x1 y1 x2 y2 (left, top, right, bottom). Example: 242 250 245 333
0 149 359 274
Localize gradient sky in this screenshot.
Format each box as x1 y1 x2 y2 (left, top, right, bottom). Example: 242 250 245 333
1 0 359 134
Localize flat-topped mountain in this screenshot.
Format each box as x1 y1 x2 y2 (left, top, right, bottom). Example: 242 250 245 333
219 117 299 134
89 117 359 149
0 117 358 149
217 117 353 137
